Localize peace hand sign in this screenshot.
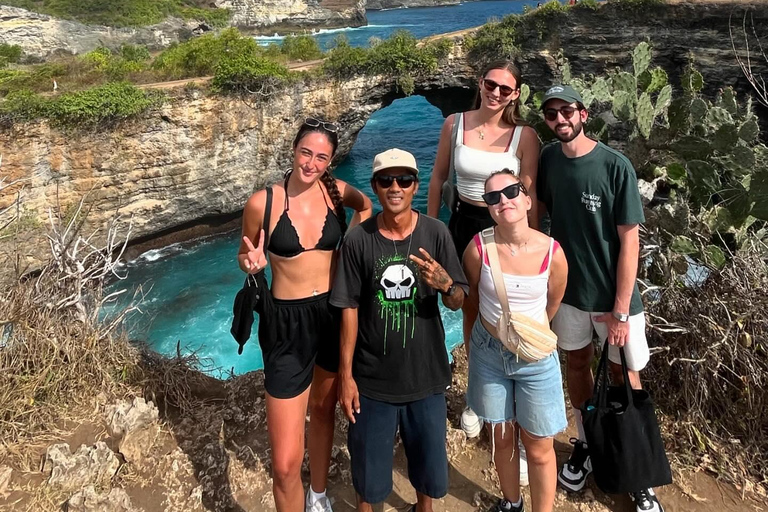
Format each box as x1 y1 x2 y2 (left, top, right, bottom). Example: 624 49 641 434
242 230 268 274
409 247 452 293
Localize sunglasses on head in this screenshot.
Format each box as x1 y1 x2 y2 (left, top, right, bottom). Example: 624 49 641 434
543 105 580 122
374 174 418 189
482 78 517 98
482 182 527 205
304 117 338 133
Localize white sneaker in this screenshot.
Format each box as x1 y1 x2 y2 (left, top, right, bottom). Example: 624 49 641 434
461 407 482 438
305 490 333 512
519 440 529 487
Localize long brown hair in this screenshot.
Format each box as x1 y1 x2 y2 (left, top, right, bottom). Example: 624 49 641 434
290 121 347 234
474 59 523 126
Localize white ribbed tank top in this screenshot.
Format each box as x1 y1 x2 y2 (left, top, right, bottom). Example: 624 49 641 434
454 113 524 202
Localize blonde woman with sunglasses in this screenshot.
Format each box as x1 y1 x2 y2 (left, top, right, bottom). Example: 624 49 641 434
238 118 372 512
427 59 540 481
462 170 568 512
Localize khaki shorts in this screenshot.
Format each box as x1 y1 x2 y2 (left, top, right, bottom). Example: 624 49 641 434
552 303 650 371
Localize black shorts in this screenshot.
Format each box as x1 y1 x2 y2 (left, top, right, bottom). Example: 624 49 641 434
448 199 495 259
348 393 448 504
257 292 340 399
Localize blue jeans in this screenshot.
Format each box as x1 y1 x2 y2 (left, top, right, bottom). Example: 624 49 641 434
467 320 567 437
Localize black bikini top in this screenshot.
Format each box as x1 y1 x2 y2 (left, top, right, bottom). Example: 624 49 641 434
267 180 343 258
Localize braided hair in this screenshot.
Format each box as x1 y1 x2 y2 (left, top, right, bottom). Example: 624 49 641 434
291 121 348 234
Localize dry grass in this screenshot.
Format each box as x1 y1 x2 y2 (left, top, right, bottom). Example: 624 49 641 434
0 274 141 457
643 237 768 489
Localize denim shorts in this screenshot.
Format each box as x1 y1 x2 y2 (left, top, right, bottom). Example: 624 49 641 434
467 320 567 437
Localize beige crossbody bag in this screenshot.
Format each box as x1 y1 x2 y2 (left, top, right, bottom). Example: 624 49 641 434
480 227 558 363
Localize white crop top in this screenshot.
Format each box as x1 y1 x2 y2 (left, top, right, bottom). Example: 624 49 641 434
475 233 556 326
454 113 524 203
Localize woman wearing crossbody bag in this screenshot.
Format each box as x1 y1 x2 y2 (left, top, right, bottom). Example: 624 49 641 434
462 169 568 512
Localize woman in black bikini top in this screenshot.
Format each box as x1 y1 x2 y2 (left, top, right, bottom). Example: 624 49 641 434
237 118 372 512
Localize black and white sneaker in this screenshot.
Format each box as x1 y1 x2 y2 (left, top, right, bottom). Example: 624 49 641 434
488 498 524 512
630 488 664 512
557 438 592 492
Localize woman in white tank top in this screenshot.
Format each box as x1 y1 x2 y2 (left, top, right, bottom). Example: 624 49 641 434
462 170 568 512
427 60 540 259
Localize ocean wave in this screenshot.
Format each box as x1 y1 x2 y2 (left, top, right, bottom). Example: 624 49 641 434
253 23 421 42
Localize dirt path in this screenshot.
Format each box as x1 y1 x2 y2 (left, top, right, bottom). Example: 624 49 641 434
139 58 326 90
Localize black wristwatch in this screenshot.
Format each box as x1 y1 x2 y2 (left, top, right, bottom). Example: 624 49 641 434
441 283 457 296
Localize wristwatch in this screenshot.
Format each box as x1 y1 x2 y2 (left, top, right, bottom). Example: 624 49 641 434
441 283 457 296
612 311 630 322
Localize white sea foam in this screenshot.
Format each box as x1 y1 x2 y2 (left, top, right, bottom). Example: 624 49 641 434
253 24 420 44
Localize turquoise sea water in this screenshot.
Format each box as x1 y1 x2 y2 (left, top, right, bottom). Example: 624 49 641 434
109 1 538 376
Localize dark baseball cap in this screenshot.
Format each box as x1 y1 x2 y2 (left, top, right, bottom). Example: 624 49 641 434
541 84 583 109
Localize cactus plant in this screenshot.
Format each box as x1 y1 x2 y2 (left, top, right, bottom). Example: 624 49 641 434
611 71 636 95
689 98 708 124
632 42 651 77
612 90 635 122
590 77 612 103
682 64 704 93
739 118 759 142
519 83 530 105
707 107 734 129
646 67 668 94
717 87 738 115
712 124 739 153
636 92 655 138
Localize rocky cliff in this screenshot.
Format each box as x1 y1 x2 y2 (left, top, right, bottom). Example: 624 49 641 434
1 1 766 256
0 1 366 61
365 0 461 10
0 5 206 61
215 0 366 32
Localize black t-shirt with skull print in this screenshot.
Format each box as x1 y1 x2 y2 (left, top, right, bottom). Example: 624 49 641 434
330 212 469 403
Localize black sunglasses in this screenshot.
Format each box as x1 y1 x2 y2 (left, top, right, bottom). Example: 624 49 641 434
374 175 418 189
482 182 527 205
304 117 338 133
482 78 516 98
543 106 580 122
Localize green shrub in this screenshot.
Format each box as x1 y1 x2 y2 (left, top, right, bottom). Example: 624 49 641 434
153 28 261 80
322 36 370 78
280 35 323 62
119 44 151 63
2 0 230 28
322 31 451 90
0 44 23 68
45 82 161 126
0 89 46 124
574 0 600 10
212 53 290 95
80 47 113 71
465 18 521 63
178 6 230 28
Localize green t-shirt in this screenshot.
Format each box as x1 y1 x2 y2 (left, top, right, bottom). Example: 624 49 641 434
538 141 645 315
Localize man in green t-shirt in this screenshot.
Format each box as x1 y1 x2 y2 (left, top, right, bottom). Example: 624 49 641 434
537 85 664 512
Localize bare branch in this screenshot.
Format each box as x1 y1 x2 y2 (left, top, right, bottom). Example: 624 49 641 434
730 11 768 108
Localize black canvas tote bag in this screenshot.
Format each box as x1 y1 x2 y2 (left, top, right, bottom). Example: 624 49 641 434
580 340 672 494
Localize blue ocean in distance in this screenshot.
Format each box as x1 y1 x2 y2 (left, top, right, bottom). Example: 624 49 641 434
108 1 539 376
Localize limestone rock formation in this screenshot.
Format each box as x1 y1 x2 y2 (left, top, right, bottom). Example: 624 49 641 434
66 486 138 512
105 397 159 439
105 397 161 464
45 442 120 490
215 0 366 32
365 0 461 10
0 6 204 61
0 1 366 60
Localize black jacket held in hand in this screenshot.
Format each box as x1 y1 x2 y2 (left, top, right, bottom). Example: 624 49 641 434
230 187 273 354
